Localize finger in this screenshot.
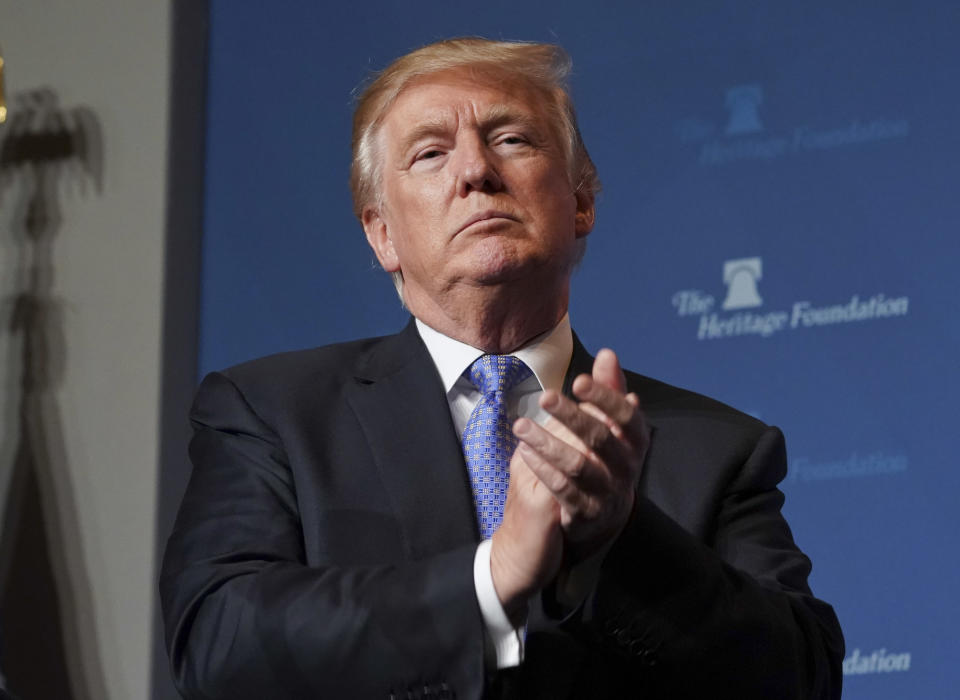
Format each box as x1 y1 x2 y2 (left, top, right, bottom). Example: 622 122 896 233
572 378 649 459
537 391 639 476
572 374 641 433
538 390 603 452
517 430 633 550
508 446 556 504
514 440 592 517
592 348 627 393
509 442 544 482
577 400 625 439
513 418 607 495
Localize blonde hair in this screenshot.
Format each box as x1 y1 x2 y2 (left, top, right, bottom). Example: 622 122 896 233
350 37 599 220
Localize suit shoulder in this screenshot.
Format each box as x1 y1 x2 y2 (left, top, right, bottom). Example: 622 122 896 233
220 335 385 383
625 369 769 433
624 371 785 477
191 332 409 430
197 331 411 413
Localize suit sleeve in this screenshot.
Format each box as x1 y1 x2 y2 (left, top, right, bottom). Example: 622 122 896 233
159 372 485 700
566 426 844 699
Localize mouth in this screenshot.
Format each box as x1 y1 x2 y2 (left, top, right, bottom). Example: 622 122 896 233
456 210 520 235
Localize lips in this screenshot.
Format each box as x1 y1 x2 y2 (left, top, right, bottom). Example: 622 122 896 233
456 210 520 234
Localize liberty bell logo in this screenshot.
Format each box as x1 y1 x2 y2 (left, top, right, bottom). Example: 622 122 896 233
722 257 763 310
724 84 763 135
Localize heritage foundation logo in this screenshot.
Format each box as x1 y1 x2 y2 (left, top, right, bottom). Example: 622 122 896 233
724 85 764 136
671 257 910 341
789 451 908 483
843 648 912 676
722 257 763 310
674 84 910 166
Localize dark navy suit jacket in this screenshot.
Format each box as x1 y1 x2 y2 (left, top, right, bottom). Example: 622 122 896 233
160 320 843 699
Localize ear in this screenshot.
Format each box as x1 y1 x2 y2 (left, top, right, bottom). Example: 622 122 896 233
362 206 401 272
573 189 595 238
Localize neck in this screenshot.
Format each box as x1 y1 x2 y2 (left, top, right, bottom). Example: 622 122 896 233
404 279 569 353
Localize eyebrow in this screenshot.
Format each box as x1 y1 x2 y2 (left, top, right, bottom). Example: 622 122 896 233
480 104 543 135
396 117 452 155
395 104 544 156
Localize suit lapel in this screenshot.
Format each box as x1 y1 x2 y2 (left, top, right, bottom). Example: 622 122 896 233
346 320 479 560
562 333 594 398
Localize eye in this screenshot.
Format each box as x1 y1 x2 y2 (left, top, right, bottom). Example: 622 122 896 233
415 148 444 161
497 134 528 146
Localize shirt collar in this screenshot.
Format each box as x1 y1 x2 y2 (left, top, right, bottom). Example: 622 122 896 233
416 314 572 393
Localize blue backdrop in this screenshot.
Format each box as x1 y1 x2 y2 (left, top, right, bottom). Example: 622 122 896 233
198 2 960 696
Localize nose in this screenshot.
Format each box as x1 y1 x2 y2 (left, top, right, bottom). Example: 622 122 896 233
455 136 503 196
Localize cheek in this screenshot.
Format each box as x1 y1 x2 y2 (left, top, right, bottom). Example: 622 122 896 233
387 178 448 231
382 189 449 267
527 173 577 225
518 157 573 197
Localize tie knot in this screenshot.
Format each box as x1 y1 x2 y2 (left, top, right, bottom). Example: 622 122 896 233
467 355 532 396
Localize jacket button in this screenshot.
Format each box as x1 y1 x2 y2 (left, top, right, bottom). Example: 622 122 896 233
603 617 621 634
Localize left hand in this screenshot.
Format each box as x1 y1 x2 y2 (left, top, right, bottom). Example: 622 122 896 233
512 348 649 561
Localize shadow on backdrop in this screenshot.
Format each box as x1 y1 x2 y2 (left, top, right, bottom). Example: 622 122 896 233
0 88 106 700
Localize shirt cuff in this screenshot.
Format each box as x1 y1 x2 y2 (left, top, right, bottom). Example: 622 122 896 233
473 539 524 668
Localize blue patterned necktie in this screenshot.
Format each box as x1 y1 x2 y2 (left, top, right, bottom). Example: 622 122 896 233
462 354 533 539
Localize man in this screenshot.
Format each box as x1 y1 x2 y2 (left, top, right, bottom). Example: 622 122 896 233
161 38 843 699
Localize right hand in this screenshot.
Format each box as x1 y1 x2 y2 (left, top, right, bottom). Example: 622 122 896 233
490 445 563 623
513 349 647 562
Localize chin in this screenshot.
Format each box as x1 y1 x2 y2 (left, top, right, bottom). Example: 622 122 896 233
459 237 570 287
472 258 559 288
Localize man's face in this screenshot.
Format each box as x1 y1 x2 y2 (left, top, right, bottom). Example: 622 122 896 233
362 68 593 309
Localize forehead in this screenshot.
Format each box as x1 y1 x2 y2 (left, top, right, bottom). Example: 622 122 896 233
379 68 551 139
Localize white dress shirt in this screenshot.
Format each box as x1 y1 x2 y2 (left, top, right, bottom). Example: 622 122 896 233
415 314 572 669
